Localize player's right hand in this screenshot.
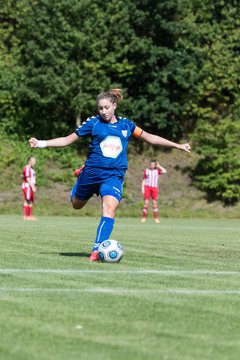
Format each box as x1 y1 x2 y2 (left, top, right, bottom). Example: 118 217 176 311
29 138 39 148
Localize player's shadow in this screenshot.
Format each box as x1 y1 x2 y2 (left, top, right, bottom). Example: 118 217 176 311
40 252 90 257
40 251 89 258
59 252 90 258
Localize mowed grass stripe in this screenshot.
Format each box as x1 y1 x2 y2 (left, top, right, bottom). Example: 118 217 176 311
1 268 240 275
1 287 240 295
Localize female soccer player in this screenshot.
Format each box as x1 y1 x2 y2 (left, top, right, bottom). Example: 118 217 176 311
22 156 37 220
141 160 167 224
29 89 191 261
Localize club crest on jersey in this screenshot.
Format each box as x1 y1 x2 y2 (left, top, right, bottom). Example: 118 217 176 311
100 136 123 158
121 130 128 137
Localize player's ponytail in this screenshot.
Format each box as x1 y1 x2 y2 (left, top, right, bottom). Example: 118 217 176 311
109 89 123 104
97 88 123 106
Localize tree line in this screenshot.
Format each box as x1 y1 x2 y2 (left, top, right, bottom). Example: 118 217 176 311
0 0 239 203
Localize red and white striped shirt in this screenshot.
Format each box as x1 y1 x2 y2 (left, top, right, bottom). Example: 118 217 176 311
22 165 36 189
143 168 162 188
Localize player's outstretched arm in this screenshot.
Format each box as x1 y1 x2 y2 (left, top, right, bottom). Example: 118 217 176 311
139 130 191 153
29 132 79 148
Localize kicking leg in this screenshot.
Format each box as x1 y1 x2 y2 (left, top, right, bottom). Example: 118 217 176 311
71 196 88 209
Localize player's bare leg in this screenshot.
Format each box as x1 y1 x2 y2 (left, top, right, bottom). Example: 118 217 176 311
71 197 88 209
153 199 159 223
141 199 149 223
102 195 119 218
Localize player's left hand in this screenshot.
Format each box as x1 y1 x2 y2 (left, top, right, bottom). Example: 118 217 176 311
178 143 191 153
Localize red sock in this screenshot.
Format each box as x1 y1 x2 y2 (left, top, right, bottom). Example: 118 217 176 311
153 207 158 219
23 205 29 217
28 206 33 217
142 206 148 218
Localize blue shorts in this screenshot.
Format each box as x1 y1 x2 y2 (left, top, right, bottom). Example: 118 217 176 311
71 177 123 202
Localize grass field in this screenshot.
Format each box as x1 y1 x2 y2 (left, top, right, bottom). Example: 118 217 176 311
0 215 240 360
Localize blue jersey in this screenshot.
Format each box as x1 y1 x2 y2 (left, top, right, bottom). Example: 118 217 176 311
75 115 137 183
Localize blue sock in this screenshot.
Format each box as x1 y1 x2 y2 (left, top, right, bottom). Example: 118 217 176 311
92 216 115 252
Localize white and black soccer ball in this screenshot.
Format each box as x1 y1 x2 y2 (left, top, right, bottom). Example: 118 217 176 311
98 239 123 263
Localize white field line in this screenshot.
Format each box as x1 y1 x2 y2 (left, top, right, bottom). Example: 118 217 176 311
0 287 240 296
1 269 240 276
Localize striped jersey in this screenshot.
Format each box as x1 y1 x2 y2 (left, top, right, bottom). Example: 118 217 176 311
22 165 36 189
143 168 162 187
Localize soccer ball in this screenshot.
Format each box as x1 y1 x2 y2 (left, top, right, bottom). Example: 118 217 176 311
98 239 123 263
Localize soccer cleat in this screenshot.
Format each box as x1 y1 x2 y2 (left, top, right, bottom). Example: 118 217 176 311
154 218 160 223
74 165 85 178
28 216 37 221
141 218 146 223
89 251 99 262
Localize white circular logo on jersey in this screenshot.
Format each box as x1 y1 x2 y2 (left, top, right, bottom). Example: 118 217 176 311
100 136 123 158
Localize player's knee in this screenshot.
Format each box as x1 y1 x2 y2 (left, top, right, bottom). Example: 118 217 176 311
102 204 115 218
104 209 115 218
71 197 87 210
72 202 80 209
72 202 83 210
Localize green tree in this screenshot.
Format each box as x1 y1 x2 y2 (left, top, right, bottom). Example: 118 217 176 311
177 0 240 203
0 0 26 136
17 0 135 138
121 0 193 139
5 0 194 140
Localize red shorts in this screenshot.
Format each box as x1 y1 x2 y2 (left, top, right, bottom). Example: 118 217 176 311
23 186 34 202
144 186 158 200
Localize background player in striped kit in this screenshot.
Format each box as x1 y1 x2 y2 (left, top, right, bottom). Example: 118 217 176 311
22 156 37 220
29 89 191 261
141 160 167 223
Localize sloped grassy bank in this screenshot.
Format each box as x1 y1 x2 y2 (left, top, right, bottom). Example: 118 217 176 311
0 136 239 218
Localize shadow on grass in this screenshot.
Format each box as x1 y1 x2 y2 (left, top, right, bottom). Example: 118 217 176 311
59 252 90 258
40 251 90 258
